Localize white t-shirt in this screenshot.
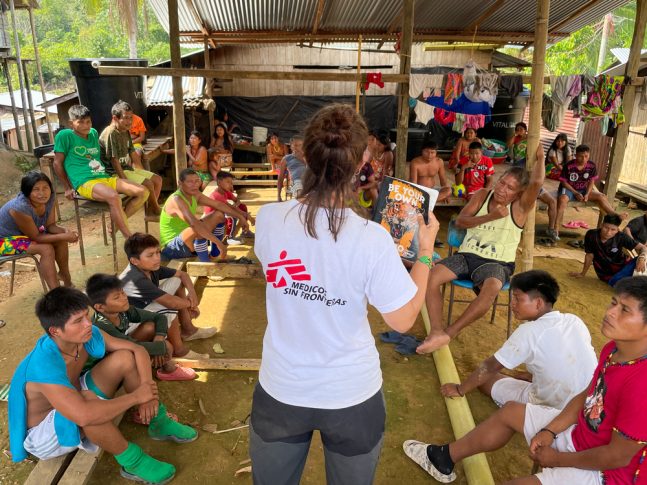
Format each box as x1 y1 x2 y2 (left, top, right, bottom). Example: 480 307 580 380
548 147 571 165
254 199 417 409
494 311 597 409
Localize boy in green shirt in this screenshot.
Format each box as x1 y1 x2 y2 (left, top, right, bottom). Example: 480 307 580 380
99 100 162 216
86 273 197 382
53 105 149 238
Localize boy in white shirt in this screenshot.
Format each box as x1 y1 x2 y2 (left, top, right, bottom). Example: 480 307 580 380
440 269 597 409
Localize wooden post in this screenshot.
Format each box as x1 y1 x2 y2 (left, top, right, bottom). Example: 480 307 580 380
2 58 22 150
29 7 54 143
355 35 362 113
204 38 214 147
521 0 550 272
603 0 647 205
394 0 414 179
9 0 33 151
22 60 40 146
168 0 187 176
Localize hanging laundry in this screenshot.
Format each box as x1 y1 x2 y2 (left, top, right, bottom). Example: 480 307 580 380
550 75 579 129
464 114 486 130
426 94 491 116
364 72 384 90
499 75 523 97
444 73 463 105
462 61 478 102
567 75 582 98
409 74 444 98
582 75 596 94
434 108 456 126
414 101 435 125
581 75 625 122
542 94 558 132
452 113 466 133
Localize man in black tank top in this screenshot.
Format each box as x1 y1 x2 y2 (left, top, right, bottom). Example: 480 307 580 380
417 147 546 354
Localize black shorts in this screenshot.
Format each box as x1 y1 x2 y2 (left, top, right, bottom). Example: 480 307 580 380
438 252 514 288
251 384 385 457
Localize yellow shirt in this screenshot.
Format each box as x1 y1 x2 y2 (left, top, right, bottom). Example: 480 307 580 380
459 192 523 263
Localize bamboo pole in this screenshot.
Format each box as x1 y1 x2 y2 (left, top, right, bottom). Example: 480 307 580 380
521 0 551 272
28 7 53 143
421 307 495 485
22 60 40 146
394 0 414 180
355 35 362 113
603 0 647 206
96 65 409 83
9 0 33 151
204 38 214 147
168 0 187 177
2 58 22 150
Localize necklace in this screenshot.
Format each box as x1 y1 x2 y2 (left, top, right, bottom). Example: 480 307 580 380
60 344 80 361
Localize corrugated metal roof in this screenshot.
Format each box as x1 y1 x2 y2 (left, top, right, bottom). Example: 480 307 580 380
0 90 57 113
146 0 632 45
611 47 647 64
147 75 205 107
0 111 46 131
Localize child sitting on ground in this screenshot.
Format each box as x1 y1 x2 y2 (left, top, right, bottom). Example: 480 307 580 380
404 276 647 484
204 171 254 245
86 273 197 382
8 287 196 485
449 127 480 170
440 270 597 410
120 233 216 354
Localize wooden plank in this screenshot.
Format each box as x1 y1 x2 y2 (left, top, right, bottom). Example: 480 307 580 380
230 170 277 178
24 454 74 485
232 162 271 169
186 261 264 279
233 179 277 187
175 358 261 371
166 259 187 271
394 0 414 179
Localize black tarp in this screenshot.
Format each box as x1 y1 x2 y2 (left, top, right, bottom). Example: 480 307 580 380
214 95 397 142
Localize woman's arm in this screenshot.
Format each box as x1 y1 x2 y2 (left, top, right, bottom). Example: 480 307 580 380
10 209 76 243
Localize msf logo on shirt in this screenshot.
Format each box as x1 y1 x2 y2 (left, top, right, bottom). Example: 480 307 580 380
266 250 311 288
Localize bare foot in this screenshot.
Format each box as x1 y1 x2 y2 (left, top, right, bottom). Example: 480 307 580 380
416 331 451 354
146 205 162 216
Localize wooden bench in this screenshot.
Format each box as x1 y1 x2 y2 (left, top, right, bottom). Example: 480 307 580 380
233 179 278 187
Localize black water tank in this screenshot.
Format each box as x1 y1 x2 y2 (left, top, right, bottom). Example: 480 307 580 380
68 58 147 134
389 128 429 161
479 92 529 142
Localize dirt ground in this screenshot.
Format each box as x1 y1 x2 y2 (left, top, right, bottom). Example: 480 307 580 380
0 179 642 484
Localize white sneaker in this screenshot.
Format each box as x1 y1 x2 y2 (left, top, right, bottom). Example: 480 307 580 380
403 440 456 483
227 238 243 246
183 327 218 341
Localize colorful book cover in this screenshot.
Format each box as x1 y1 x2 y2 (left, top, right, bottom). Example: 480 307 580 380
372 176 439 263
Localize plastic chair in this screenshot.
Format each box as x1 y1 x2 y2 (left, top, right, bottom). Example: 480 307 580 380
0 253 48 296
445 219 513 338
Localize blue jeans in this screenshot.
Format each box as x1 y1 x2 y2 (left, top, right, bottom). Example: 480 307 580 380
609 259 637 287
161 235 194 260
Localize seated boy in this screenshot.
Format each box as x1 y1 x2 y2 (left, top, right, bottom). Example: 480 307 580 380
120 232 216 349
440 270 597 409
404 276 647 485
100 100 162 215
410 141 451 202
53 104 148 238
86 273 197 381
129 113 147 153
570 214 647 286
160 169 252 262
8 287 197 485
555 144 622 238
204 171 253 244
455 141 494 198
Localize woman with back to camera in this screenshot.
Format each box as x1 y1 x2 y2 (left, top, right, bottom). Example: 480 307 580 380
0 171 78 289
251 104 439 485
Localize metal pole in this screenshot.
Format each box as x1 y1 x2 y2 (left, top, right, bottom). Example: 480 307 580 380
22 60 40 145
8 0 33 151
2 57 22 150
29 7 54 142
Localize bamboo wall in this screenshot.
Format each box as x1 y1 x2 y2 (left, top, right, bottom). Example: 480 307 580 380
210 44 491 97
620 88 647 186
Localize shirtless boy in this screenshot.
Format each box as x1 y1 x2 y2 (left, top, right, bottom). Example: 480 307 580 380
9 287 197 484
410 142 451 202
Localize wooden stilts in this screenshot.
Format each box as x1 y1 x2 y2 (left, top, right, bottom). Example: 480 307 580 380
394 0 414 179
521 0 551 272
29 7 54 143
8 0 33 151
21 60 40 146
2 58 22 150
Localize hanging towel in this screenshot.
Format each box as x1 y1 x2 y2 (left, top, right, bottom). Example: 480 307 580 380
452 113 466 133
542 94 558 132
499 75 523 97
567 75 582 98
409 74 444 98
444 73 463 105
414 100 435 125
550 75 578 129
465 114 486 130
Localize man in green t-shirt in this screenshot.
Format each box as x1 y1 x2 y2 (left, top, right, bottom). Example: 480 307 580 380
53 105 148 238
99 101 162 215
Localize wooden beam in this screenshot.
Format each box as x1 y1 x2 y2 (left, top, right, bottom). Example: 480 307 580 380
311 0 325 35
463 0 506 33
168 0 187 175
184 0 216 48
204 38 214 147
97 65 409 83
521 0 551 273
175 358 261 371
394 0 414 180
603 0 647 205
186 261 264 278
377 7 404 49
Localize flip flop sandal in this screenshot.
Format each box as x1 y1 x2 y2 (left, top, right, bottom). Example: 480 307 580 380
563 220 581 229
576 221 590 229
538 238 555 247
156 366 197 381
567 240 580 248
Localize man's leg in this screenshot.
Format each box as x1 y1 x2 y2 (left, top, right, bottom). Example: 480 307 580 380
91 183 133 237
175 283 199 336
25 242 59 289
114 178 148 218
477 372 510 397
166 316 189 357
52 240 72 287
609 258 637 287
438 186 452 202
449 276 503 337
538 192 557 232
555 194 569 237
417 260 462 354
140 178 162 215
587 191 619 216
